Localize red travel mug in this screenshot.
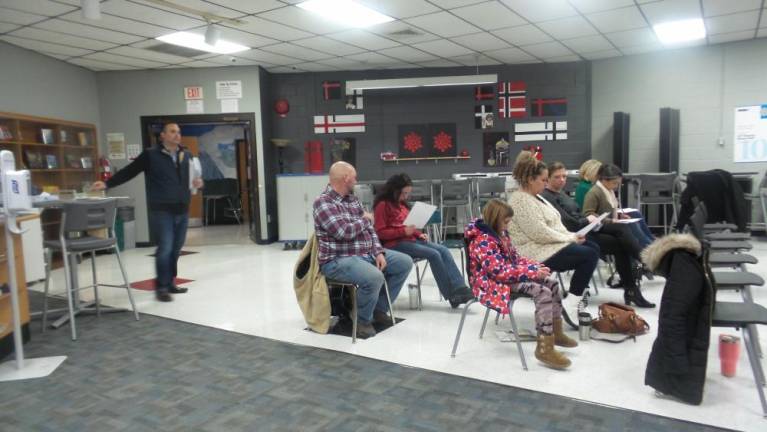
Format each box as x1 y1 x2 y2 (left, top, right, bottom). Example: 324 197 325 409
719 334 741 378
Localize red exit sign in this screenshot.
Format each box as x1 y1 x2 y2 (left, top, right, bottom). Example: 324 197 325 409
184 86 203 100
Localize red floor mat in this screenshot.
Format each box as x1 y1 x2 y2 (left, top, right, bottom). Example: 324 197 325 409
130 278 194 291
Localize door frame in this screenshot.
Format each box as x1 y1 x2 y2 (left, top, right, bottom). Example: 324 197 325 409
139 113 262 244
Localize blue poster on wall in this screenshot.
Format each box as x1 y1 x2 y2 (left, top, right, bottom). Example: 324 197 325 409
181 124 244 178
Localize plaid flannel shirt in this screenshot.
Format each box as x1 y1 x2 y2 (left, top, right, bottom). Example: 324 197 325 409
313 186 384 265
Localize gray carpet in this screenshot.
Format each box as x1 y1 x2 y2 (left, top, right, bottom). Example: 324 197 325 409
0 292 734 432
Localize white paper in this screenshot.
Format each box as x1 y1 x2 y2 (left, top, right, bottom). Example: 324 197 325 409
186 99 204 113
733 105 767 162
189 157 202 194
614 218 641 224
575 212 610 237
127 143 142 160
221 98 238 113
403 201 437 229
106 133 126 159
617 208 638 213
216 80 242 99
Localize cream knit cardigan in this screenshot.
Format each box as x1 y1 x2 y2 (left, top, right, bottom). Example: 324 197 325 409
508 190 577 262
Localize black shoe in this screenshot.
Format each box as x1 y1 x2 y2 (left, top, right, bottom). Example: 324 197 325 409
156 291 173 302
448 288 475 309
373 309 393 326
168 285 188 294
624 286 655 308
356 321 377 338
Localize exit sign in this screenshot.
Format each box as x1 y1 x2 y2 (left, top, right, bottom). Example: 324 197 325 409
184 86 203 100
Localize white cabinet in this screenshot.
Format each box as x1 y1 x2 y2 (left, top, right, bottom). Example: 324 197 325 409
277 174 328 241
20 212 45 283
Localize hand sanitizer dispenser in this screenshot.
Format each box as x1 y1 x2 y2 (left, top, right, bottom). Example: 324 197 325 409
1 151 31 211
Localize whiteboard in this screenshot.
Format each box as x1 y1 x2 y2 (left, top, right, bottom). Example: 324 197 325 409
733 105 767 162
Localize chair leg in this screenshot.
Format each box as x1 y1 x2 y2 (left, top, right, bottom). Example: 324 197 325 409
507 299 528 371
743 326 767 417
450 299 477 357
479 307 492 339
91 251 100 317
350 285 357 344
746 325 766 386
41 248 53 332
62 252 77 341
741 287 763 358
459 248 465 278
383 281 396 325
114 246 139 321
415 262 423 310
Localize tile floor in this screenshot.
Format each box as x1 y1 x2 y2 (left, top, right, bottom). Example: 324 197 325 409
30 226 767 432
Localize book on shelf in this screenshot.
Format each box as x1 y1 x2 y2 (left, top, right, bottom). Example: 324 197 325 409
41 128 55 144
46 154 58 169
23 149 44 169
65 154 81 169
78 131 89 146
81 156 93 169
0 125 13 140
60 130 69 144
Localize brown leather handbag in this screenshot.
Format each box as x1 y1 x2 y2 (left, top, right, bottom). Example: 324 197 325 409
591 302 650 342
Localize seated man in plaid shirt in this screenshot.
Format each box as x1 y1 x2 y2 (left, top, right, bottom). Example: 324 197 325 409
314 162 413 338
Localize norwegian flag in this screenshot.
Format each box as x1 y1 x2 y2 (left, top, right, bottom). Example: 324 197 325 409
498 81 527 119
321 81 342 100
313 114 365 134
513 121 567 142
474 85 494 101
531 98 567 117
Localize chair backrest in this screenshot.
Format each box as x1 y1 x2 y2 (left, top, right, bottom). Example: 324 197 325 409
476 177 506 195
61 198 117 234
639 173 678 197
409 181 433 202
204 178 239 197
563 175 579 196
463 237 473 281
441 179 470 199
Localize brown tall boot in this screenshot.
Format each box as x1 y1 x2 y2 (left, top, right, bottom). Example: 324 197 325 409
553 318 578 348
535 335 571 370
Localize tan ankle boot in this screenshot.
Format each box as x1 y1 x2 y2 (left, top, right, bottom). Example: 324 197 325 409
553 318 578 348
535 335 571 370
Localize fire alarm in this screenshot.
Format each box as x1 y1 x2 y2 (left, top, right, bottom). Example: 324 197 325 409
274 99 290 118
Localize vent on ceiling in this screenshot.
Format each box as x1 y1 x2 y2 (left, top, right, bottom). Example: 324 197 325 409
144 43 209 58
386 28 423 39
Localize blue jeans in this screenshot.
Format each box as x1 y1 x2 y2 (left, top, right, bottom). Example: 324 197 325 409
391 239 465 299
320 250 413 323
150 211 189 292
543 240 600 296
627 210 654 248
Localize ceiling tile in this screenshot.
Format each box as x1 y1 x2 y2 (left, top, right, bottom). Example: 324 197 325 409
0 7 47 25
410 38 475 57
131 0 245 19
267 65 304 73
383 62 422 69
325 29 401 50
367 21 440 44
450 32 510 51
762 9 767 28
257 6 352 34
356 0 440 19
105 46 198 64
0 22 20 32
494 24 553 46
58 11 172 38
702 0 762 17
414 58 462 68
708 30 756 44
569 0 635 14
204 0 284 14
83 52 169 68
580 48 622 59
377 45 438 62
346 51 400 64
315 57 372 70
757 27 767 38
184 26 277 48
291 62 338 72
68 57 138 71
448 53 502 65
100 0 205 30
235 48 303 65
232 16 313 41
640 0 702 24
404 11 482 37
544 54 582 63
484 46 537 62
292 36 366 56
499 0 579 22
521 40 573 57
537 15 598 39
586 6 649 33
0 0 75 16
33 18 145 44
705 10 760 34
605 27 659 47
176 60 223 68
429 0 488 8
261 42 335 61
0 35 93 56
620 43 664 55
204 54 269 66
9 27 117 51
450 1 527 30
561 34 614 53
39 51 71 60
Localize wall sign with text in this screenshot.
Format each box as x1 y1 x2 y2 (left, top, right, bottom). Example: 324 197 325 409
734 104 767 163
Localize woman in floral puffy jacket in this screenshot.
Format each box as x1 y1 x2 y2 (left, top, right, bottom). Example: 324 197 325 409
464 199 577 370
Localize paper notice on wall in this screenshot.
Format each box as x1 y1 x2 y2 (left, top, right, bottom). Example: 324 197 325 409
186 99 204 114
127 143 142 160
734 105 767 162
107 133 126 159
216 80 242 99
221 98 239 113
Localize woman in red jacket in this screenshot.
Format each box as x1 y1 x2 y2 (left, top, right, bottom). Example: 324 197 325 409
465 199 576 370
373 173 473 308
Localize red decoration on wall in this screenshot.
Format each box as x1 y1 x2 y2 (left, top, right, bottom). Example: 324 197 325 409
523 145 544 160
432 131 453 153
403 132 423 153
274 99 290 118
304 140 324 173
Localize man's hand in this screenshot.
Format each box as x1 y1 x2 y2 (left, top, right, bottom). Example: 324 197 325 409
192 177 203 189
375 253 387 270
586 214 597 223
363 211 374 223
418 233 428 241
618 212 629 219
404 225 417 236
536 265 551 279
575 235 586 244
91 181 106 191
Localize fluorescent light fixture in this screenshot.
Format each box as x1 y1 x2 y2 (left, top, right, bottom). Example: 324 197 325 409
297 0 394 28
653 18 706 44
81 0 100 20
346 74 497 92
156 31 250 54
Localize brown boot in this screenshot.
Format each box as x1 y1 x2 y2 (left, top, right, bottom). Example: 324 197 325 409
553 318 578 348
535 335 571 370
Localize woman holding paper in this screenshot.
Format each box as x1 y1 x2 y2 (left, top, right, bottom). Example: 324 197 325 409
373 173 474 308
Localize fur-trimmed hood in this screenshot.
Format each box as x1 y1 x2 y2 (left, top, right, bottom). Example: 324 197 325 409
641 234 701 275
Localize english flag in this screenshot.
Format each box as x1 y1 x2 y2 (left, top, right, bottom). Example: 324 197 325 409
313 114 366 134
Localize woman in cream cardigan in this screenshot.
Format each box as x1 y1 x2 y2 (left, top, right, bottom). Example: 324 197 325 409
508 152 600 325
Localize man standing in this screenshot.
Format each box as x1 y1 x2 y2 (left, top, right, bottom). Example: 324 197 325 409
93 123 203 302
314 162 412 338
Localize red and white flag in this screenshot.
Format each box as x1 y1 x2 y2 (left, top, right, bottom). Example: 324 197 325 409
313 114 366 134
498 81 527 119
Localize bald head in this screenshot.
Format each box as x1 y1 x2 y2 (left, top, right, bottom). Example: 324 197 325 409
329 161 357 195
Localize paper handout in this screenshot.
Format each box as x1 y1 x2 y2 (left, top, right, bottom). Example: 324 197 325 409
189 157 202 194
403 201 437 229
575 212 610 237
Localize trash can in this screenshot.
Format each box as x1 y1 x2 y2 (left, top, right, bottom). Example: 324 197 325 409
115 197 136 251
